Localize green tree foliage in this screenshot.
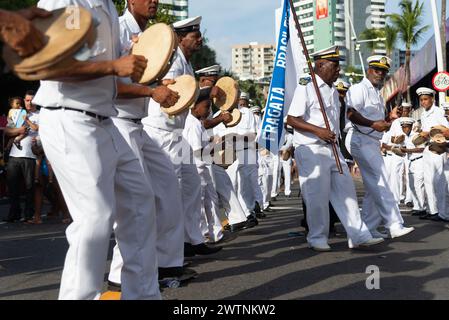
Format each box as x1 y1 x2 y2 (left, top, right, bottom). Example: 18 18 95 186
389 0 429 101
238 80 266 107
0 0 37 10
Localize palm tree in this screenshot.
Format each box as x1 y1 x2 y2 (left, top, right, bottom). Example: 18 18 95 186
359 28 383 53
382 25 399 57
389 0 429 101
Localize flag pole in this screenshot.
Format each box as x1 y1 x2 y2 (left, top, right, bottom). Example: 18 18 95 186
288 0 343 174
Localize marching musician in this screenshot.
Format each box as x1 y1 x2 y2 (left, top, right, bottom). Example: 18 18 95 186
287 46 384 251
345 55 414 239
416 88 449 222
141 16 222 257
107 0 197 292
33 0 164 300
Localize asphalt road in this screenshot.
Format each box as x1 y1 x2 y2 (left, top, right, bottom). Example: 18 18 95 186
1 178 449 300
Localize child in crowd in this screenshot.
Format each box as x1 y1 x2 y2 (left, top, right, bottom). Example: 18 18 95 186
6 97 29 151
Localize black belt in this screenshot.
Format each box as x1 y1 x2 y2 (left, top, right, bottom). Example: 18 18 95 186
119 118 142 124
44 107 109 122
410 156 423 162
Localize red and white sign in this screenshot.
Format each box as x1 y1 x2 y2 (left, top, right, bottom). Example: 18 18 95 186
316 0 329 20
432 71 449 92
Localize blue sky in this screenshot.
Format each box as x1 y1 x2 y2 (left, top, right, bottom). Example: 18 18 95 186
190 0 445 69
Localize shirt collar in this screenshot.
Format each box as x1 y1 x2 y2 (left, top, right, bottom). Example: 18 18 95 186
123 9 142 34
362 77 377 90
423 105 437 116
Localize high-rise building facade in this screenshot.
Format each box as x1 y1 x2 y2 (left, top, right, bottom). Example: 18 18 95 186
160 0 188 21
292 0 387 70
231 42 275 80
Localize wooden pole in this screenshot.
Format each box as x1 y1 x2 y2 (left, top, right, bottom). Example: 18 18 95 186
288 0 343 174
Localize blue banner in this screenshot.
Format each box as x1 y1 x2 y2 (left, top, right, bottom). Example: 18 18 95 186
257 0 290 153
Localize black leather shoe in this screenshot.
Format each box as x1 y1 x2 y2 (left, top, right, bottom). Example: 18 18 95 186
411 210 427 216
430 215 449 222
158 266 184 279
254 202 262 214
420 213 437 220
192 243 222 255
184 242 196 257
256 212 267 219
107 280 121 292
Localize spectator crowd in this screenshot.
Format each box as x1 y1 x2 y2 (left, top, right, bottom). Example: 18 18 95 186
1 90 70 225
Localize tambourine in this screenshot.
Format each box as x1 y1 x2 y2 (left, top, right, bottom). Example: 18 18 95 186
391 135 405 145
281 149 292 161
3 7 96 81
429 141 447 155
391 147 406 157
132 23 178 85
431 133 446 144
412 132 429 147
213 77 239 111
224 108 242 128
161 75 199 116
430 125 448 140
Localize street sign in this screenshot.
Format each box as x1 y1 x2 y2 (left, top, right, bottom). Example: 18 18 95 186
432 71 449 92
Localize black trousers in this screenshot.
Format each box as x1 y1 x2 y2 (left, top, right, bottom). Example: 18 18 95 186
6 157 36 220
301 200 340 232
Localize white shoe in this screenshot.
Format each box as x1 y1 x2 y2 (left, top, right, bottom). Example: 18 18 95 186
370 230 389 239
308 244 332 252
357 238 384 247
389 226 415 239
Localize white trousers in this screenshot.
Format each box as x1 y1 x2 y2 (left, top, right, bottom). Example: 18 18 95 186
226 149 259 216
408 157 426 211
108 118 185 286
144 126 204 246
198 165 223 242
294 144 373 248
345 130 404 232
210 165 247 225
271 153 281 197
403 159 413 203
40 109 160 300
423 148 449 217
281 158 292 196
259 154 273 209
386 153 404 203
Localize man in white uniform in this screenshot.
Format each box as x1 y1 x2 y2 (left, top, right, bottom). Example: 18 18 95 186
225 92 261 221
107 0 197 290
416 88 449 222
345 55 414 239
399 117 427 216
142 16 222 257
279 125 294 198
287 46 384 251
34 0 163 300
183 88 224 244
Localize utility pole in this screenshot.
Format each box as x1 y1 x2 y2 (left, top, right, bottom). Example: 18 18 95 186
431 0 446 105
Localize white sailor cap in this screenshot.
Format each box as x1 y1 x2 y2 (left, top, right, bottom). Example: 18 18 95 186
335 79 351 91
401 102 413 108
442 102 449 110
399 117 415 126
367 55 392 70
311 45 345 62
250 106 262 113
172 16 202 33
416 87 436 97
239 92 249 101
196 65 221 77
